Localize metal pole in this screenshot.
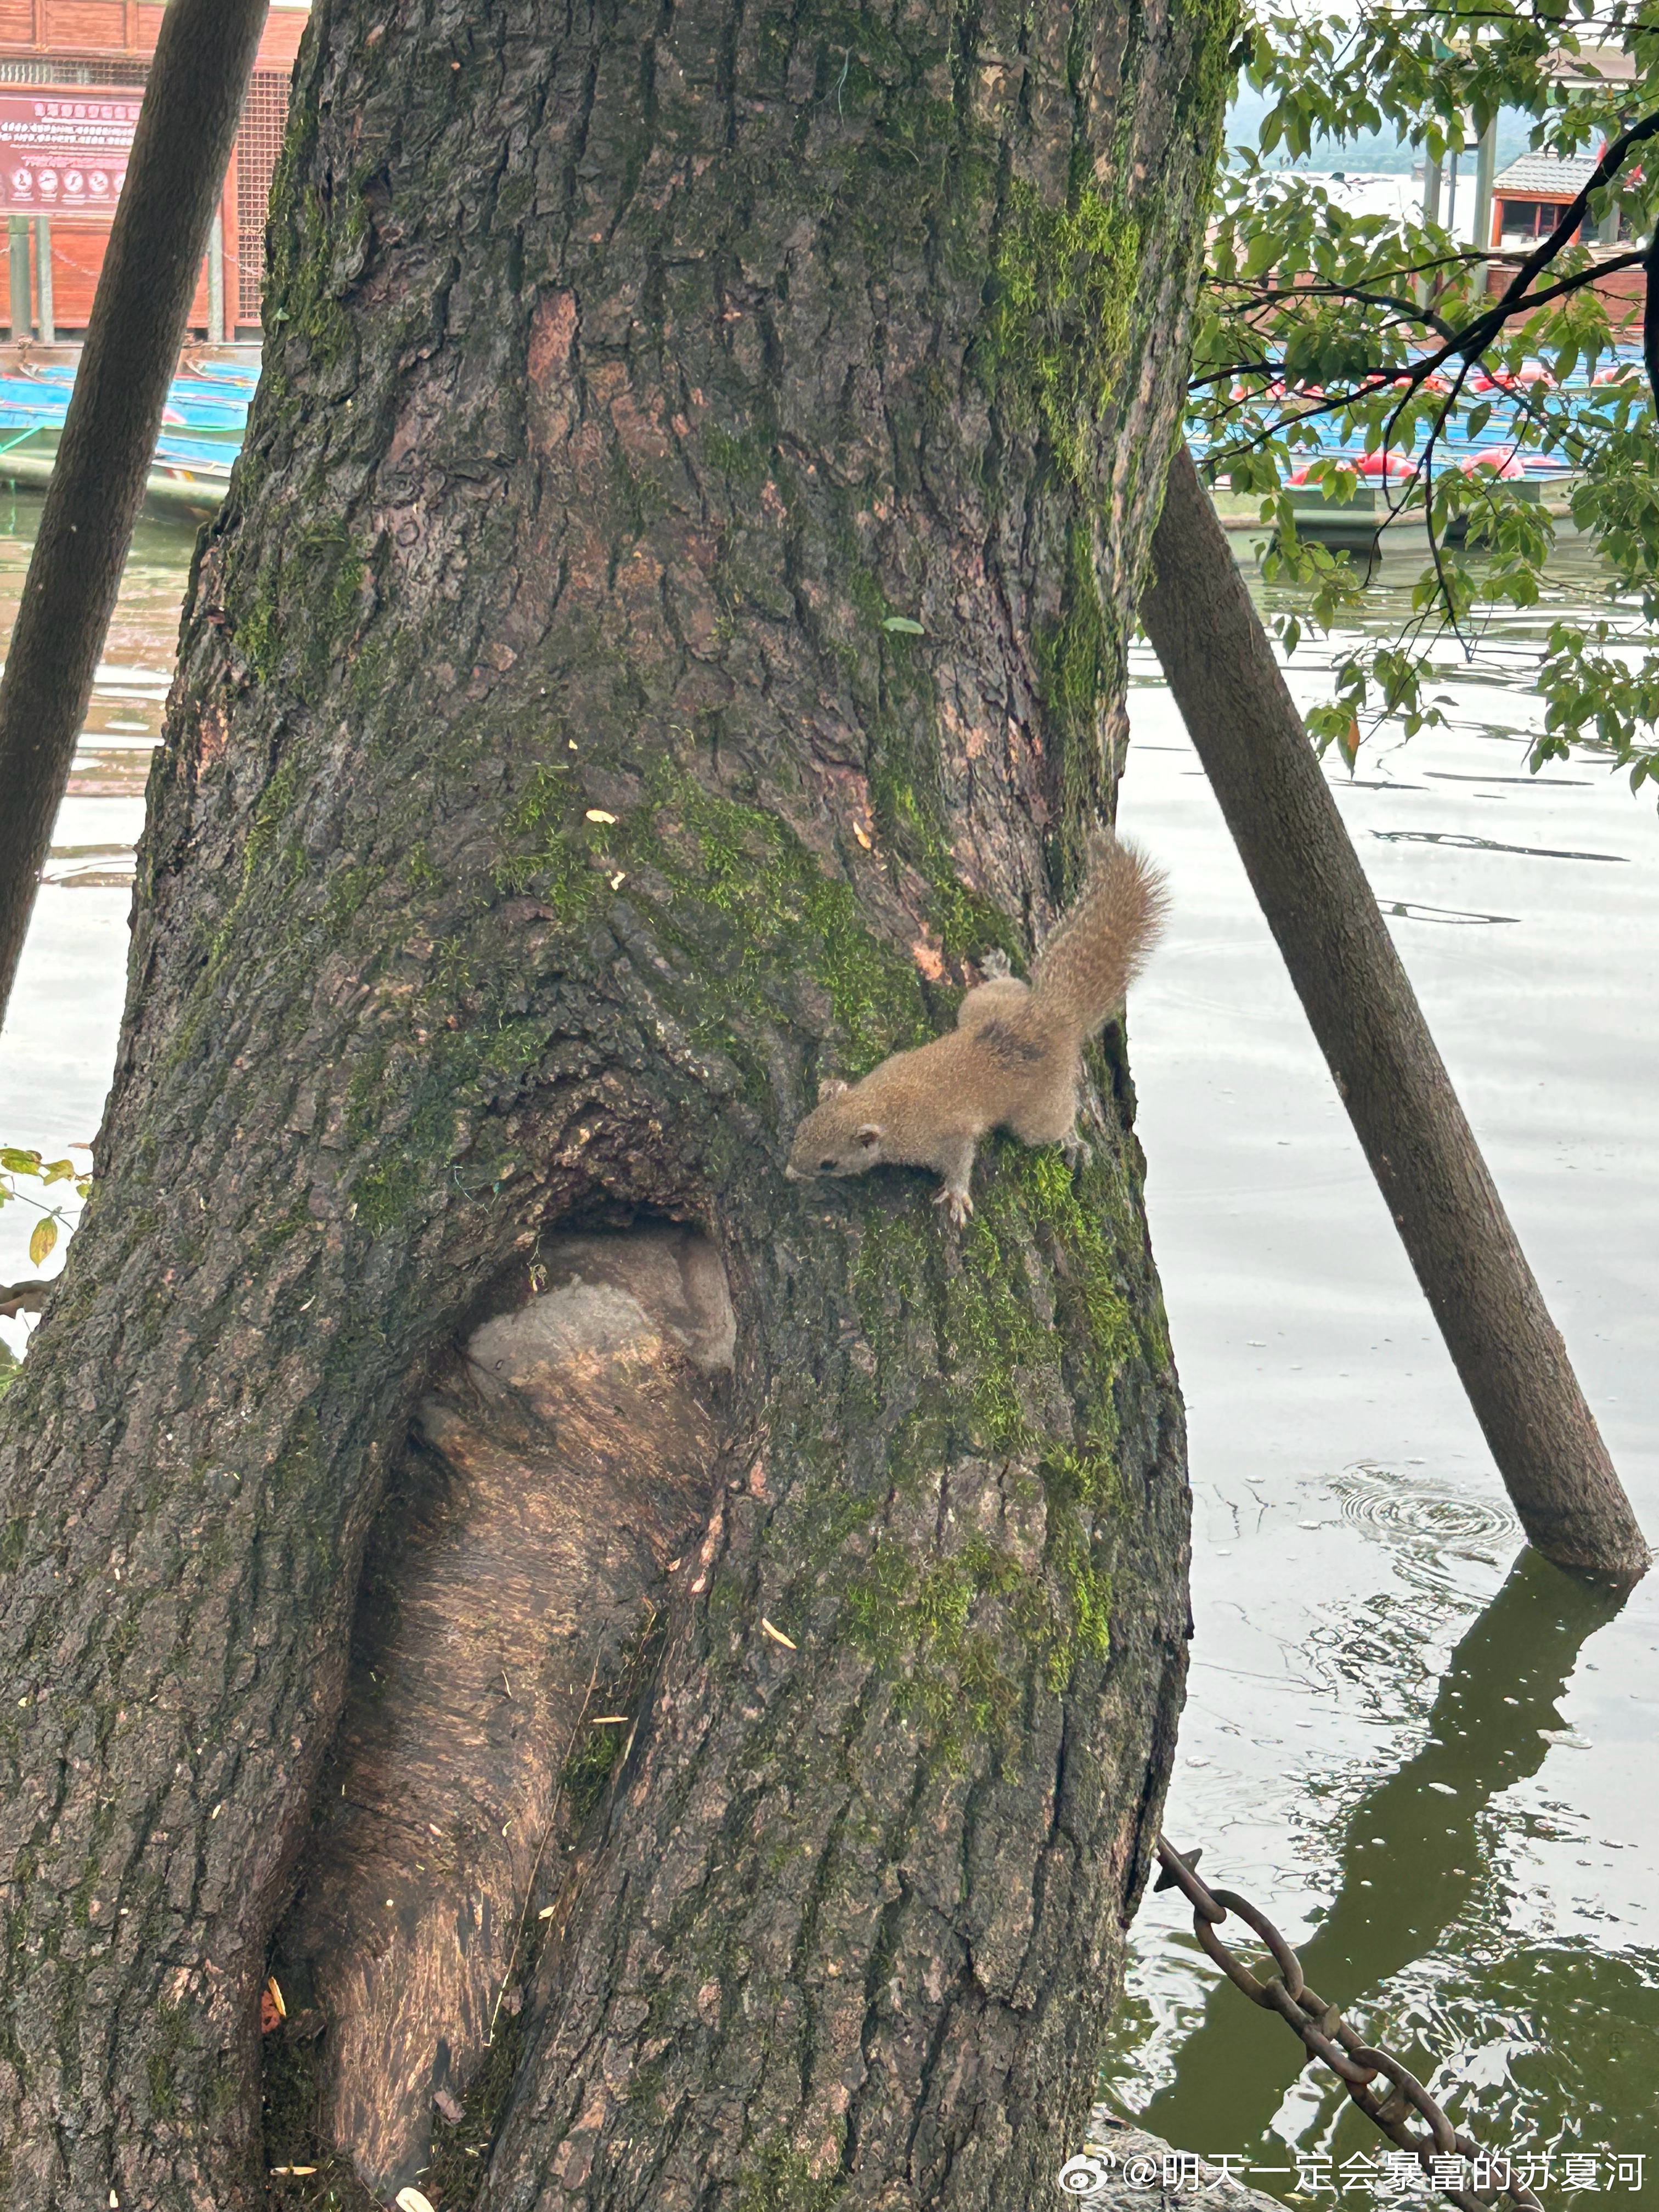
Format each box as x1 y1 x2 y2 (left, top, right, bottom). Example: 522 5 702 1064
207 209 225 344
0 0 270 1028
1472 115 1499 292
1421 153 1443 230
1444 146 1459 238
7 215 30 338
1418 153 1444 308
32 215 53 345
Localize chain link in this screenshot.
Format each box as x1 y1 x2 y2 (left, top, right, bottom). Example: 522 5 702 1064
1153 1836 1543 2212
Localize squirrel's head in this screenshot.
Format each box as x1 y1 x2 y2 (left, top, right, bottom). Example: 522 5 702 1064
785 1078 887 1183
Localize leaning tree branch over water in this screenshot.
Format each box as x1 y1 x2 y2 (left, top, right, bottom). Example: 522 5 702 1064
0 0 269 1029
1143 443 1649 1581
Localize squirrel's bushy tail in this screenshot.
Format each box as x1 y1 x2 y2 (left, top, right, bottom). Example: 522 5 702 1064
1031 828 1168 1041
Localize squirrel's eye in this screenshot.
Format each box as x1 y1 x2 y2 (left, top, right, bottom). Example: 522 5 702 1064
819 1157 836 1172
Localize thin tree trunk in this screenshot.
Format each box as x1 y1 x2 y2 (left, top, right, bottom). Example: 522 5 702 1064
0 4 1231 2204
0 0 268 1025
1141 443 1648 1583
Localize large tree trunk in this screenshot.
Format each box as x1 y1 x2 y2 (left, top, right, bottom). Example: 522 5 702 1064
0 1 1228 2204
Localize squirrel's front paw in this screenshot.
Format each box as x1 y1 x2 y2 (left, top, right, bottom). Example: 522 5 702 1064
933 1184 973 1227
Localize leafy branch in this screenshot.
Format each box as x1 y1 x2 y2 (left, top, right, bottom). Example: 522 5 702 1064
1 1145 91 1276
1191 14 1659 791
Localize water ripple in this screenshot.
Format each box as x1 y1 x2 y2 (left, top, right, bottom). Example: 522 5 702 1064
1330 1463 1521 1560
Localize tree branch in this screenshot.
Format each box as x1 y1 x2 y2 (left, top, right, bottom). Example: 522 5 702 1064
1458 102 1659 359
1197 245 1651 475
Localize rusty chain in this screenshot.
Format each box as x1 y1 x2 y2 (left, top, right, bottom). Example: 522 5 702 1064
1153 1836 1544 2212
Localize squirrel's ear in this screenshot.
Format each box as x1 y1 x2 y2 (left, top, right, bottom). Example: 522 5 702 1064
819 1076 850 1102
855 1123 883 1149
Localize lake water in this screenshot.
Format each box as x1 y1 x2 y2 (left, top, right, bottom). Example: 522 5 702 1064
0 488 178 1256
1 493 1655 2195
1113 529 1659 2197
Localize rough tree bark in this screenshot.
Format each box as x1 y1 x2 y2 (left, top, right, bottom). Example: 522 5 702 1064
0 1 1230 2205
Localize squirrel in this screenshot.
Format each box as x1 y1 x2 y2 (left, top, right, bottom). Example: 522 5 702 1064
786 827 1167 1224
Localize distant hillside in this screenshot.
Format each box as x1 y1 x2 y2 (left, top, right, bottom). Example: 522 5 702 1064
1225 84 1534 177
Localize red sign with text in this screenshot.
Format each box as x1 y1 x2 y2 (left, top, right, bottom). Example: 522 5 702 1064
0 90 138 219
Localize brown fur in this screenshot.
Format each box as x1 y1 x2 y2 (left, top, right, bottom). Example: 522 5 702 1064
786 831 1166 1221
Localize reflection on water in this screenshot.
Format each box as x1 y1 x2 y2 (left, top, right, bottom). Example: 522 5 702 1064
1370 830 1631 864
1110 528 1659 2189
1133 1555 1629 2167
1 499 1656 2179
1375 900 1521 927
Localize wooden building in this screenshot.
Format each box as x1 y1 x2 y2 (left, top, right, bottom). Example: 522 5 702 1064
1485 146 1642 308
0 0 308 339
1489 152 1602 250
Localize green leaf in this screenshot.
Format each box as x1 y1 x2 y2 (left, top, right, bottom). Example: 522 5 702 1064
881 616 924 635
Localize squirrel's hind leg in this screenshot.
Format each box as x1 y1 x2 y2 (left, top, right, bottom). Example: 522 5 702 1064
1006 1057 1081 1150
1009 1069 1092 1169
956 974 1030 1035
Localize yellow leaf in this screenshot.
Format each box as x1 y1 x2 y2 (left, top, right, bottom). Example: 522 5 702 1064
29 1216 57 1268
584 808 617 824
1337 715 1361 771
396 2190 436 2212
760 1617 797 1651
266 1974 286 2020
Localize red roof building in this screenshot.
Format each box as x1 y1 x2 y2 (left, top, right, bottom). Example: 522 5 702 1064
0 0 309 338
1489 152 1603 249
1485 145 1641 309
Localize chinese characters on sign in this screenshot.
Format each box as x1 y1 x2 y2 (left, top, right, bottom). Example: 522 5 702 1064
0 92 139 219
1056 2151 1646 2197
